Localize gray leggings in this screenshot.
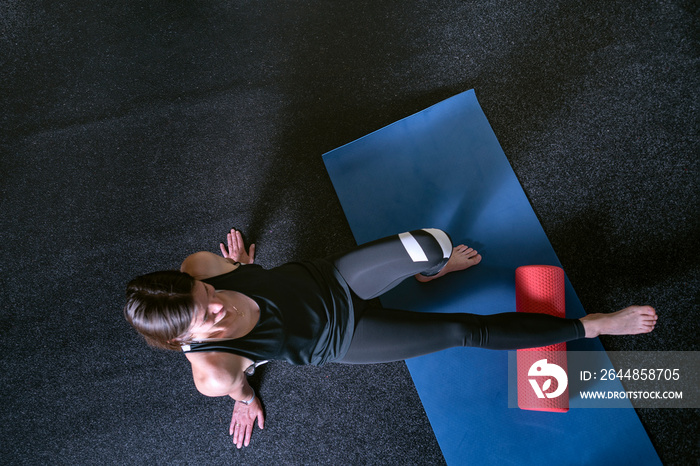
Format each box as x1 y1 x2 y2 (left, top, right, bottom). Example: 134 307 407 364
330 229 585 364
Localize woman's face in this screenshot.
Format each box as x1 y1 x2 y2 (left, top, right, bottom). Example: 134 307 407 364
186 281 228 340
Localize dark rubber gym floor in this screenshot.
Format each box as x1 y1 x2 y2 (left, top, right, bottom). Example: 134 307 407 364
2 1 697 464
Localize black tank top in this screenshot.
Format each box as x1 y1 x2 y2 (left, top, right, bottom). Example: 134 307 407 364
181 259 354 366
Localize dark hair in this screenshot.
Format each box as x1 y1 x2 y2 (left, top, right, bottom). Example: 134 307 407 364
124 270 196 351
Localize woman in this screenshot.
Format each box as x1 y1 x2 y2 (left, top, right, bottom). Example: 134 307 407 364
124 228 657 448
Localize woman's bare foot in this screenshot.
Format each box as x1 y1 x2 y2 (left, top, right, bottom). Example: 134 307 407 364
415 245 482 282
580 305 658 338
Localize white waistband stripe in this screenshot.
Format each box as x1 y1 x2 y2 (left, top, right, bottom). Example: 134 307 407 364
422 228 452 258
399 232 429 262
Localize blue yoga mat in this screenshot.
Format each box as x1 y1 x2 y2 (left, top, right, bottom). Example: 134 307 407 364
323 90 660 465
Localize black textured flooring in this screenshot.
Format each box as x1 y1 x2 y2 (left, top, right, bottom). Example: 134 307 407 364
1 1 698 464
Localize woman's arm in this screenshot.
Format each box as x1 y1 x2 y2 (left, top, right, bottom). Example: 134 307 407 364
181 229 255 280
181 251 238 279
188 352 265 448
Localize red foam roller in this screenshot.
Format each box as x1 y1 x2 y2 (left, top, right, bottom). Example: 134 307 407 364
516 265 569 413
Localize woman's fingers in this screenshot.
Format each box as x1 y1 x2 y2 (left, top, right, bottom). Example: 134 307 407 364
228 417 238 435
242 423 253 448
234 423 243 448
220 229 238 258
235 229 246 255
233 421 251 449
220 228 254 263
248 243 255 263
228 229 237 254
231 418 242 447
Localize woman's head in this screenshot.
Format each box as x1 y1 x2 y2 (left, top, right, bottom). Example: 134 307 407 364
124 270 196 350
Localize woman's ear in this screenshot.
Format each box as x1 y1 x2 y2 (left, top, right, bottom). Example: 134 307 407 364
168 332 190 345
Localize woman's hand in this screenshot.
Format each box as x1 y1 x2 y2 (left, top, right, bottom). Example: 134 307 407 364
220 229 255 264
229 397 265 449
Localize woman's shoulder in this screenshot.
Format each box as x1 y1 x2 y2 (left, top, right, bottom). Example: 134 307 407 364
185 348 253 371
180 251 240 280
185 350 253 395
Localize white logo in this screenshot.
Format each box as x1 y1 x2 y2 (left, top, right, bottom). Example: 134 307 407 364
528 358 568 399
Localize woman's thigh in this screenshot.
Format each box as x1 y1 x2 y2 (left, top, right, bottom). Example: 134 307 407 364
339 306 584 364
330 228 452 300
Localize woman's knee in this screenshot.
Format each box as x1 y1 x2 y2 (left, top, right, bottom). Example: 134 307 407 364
402 228 452 276
453 314 487 347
